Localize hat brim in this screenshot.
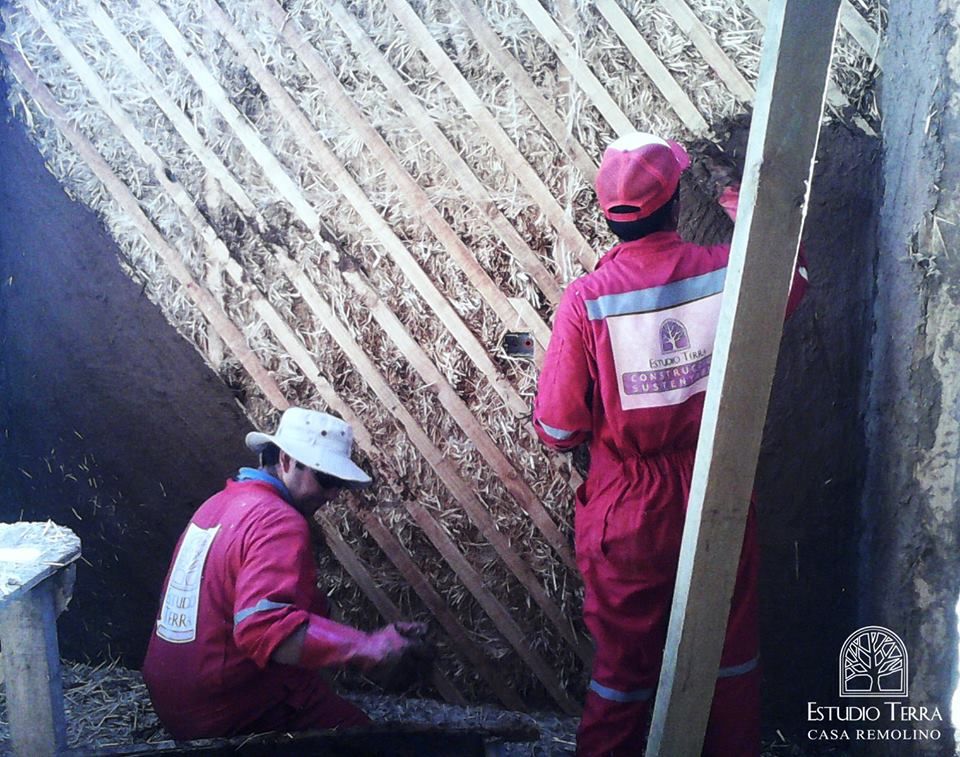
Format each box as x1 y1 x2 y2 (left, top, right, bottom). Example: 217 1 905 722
245 431 373 490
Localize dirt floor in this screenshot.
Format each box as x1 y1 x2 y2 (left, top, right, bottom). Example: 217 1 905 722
0 662 859 756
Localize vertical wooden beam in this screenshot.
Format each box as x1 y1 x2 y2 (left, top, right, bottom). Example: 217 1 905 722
646 1 839 754
0 578 67 756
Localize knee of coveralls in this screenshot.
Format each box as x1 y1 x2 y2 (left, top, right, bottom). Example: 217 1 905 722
245 673 372 734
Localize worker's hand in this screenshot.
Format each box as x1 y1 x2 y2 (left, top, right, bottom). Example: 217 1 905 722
363 621 434 692
690 150 740 200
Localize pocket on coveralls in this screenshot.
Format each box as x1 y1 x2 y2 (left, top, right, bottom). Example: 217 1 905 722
598 492 684 579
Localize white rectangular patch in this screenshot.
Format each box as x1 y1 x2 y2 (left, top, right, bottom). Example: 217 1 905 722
156 523 220 643
608 292 722 410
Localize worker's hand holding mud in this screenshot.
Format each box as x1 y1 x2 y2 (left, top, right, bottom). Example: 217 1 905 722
364 621 435 693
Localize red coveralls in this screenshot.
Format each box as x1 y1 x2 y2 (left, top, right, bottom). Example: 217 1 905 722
142 474 369 739
534 190 807 756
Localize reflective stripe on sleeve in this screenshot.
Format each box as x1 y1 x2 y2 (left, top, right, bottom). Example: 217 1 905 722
234 599 293 627
589 655 758 704
717 654 760 679
588 680 654 703
536 419 576 441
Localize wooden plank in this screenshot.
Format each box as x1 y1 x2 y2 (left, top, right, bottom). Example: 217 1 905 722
447 0 597 183
0 41 291 412
66 721 539 756
0 577 67 757
594 0 710 134
379 0 594 275
280 258 592 669
320 2 597 273
657 0 756 103
514 0 635 136
135 0 320 231
341 263 576 572
206 1 527 418
209 1 559 342
646 1 839 753
0 522 80 605
742 0 877 136
316 513 466 706
746 0 879 63
346 506 527 710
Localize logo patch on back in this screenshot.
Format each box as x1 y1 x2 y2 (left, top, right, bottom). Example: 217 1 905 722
156 523 220 643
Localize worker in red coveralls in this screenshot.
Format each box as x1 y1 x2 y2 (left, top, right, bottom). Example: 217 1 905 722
534 133 807 756
143 407 431 739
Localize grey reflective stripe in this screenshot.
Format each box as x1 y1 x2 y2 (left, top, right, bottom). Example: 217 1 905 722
590 656 758 704
585 268 726 321
234 599 293 627
537 420 575 441
589 679 654 703
717 655 760 679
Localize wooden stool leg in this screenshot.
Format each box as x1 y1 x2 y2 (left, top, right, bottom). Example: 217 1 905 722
0 576 68 756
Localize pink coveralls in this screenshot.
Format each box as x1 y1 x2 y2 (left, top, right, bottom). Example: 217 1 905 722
534 193 807 756
142 474 369 739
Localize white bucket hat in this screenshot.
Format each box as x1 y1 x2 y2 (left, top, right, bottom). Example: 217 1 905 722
245 408 372 489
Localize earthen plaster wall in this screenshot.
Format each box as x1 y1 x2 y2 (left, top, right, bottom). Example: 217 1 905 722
859 0 960 753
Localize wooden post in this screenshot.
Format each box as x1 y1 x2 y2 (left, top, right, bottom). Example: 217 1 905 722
646 1 840 754
0 522 81 757
0 578 68 756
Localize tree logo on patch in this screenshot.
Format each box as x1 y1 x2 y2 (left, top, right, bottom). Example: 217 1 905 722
659 318 689 353
839 626 908 697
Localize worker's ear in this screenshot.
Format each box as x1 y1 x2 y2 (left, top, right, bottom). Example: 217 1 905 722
278 450 294 473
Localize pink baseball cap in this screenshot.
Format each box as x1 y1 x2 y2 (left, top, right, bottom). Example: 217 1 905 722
595 132 691 221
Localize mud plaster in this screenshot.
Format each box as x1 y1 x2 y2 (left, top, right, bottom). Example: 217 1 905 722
860 0 960 753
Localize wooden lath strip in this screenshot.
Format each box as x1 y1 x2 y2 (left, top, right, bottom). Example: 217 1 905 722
512 0 634 136
380 0 596 269
316 512 467 707
130 0 526 419
401 500 580 715
745 0 879 63
3 31 541 707
447 0 597 184
340 263 577 573
346 505 526 711
657 0 755 104
135 0 320 231
593 0 710 134
838 0 881 60
321 2 597 273
210 0 560 352
23 0 371 452
280 258 593 669
0 41 289 415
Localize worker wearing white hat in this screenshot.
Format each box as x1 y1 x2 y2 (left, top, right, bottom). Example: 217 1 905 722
143 408 431 740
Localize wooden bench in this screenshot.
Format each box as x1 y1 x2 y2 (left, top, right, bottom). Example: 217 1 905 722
0 521 81 757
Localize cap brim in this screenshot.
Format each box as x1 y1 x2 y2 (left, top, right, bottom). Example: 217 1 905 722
245 431 276 453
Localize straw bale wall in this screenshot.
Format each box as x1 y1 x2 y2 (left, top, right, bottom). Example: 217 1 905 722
0 0 882 710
